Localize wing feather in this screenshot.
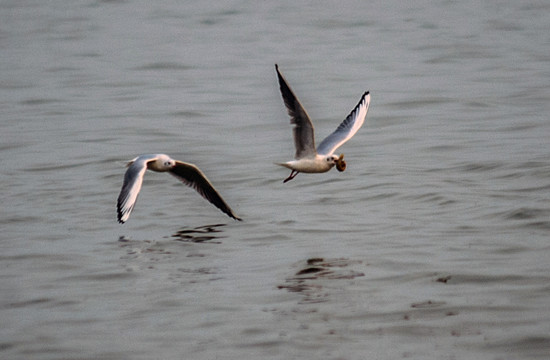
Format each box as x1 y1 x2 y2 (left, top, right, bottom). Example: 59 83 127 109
316 92 370 156
169 161 241 221
117 156 156 223
275 64 317 159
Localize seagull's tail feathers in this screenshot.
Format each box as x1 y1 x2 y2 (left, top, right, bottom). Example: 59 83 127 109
275 162 293 170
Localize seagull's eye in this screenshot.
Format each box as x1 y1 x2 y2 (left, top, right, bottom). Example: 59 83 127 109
326 157 330 161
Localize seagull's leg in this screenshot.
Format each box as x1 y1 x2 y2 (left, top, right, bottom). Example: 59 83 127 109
283 170 299 183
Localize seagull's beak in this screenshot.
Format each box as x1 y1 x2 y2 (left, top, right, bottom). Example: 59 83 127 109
336 154 346 172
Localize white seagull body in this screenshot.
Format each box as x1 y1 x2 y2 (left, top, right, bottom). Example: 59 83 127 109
275 64 370 182
117 154 241 223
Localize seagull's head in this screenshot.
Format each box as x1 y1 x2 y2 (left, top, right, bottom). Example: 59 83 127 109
325 154 339 167
154 154 176 171
325 154 346 172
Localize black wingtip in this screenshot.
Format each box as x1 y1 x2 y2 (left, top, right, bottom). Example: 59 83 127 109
117 207 123 224
117 212 125 224
229 211 243 221
358 91 370 106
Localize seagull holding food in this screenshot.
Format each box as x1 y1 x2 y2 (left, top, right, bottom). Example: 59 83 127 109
275 64 370 183
117 154 241 223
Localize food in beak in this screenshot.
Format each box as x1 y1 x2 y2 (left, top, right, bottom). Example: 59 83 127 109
336 154 346 172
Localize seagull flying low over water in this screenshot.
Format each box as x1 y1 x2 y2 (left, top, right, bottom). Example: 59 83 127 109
117 154 241 224
275 64 370 183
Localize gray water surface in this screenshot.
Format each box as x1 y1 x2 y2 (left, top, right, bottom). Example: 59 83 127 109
2 1 550 359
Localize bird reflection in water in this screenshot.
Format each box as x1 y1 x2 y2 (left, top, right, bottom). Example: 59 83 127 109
278 258 366 304
172 223 227 244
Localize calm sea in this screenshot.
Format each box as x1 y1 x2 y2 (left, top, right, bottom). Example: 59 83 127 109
1 1 549 359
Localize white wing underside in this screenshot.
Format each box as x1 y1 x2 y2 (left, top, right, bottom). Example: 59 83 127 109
117 155 157 223
316 92 370 156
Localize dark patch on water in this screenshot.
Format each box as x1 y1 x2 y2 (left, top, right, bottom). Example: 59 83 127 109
172 224 226 243
278 258 366 304
411 300 446 309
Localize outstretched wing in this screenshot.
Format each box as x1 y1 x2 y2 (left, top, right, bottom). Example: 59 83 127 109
316 92 370 156
169 161 241 221
275 64 317 159
117 155 157 224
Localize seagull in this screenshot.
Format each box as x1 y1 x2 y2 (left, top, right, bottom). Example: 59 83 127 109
117 154 241 224
275 64 370 183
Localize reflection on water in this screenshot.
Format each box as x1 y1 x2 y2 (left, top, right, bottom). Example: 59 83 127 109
116 224 228 285
171 223 227 243
278 258 366 304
